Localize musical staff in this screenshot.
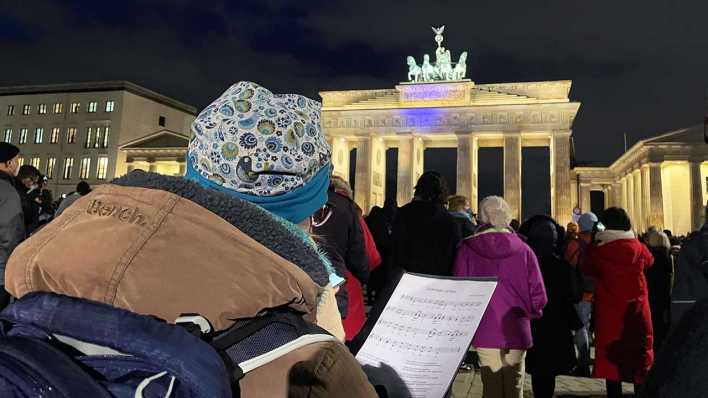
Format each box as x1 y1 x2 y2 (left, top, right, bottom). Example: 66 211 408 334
356 273 497 398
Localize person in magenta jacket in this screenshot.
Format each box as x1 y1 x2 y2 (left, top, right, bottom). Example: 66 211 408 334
453 196 547 398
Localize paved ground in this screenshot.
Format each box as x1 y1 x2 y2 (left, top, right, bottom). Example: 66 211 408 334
451 370 635 397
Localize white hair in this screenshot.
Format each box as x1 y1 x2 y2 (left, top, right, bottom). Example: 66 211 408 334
646 229 670 249
479 196 512 228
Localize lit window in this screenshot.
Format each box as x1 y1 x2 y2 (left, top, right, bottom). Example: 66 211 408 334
67 128 77 144
79 157 91 179
63 157 74 180
96 156 108 180
17 157 24 166
88 102 98 113
53 103 63 114
102 126 110 148
19 128 28 144
85 127 93 148
3 128 12 143
46 157 56 179
30 157 41 169
94 127 101 148
22 105 31 115
158 115 166 127
38 104 47 114
34 128 43 144
105 100 115 112
7 105 15 116
70 103 80 113
50 127 60 144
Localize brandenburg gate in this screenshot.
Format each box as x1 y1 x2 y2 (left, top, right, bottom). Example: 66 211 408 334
319 27 581 224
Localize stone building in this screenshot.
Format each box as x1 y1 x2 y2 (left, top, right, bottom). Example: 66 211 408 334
0 81 196 195
320 79 581 225
573 125 707 235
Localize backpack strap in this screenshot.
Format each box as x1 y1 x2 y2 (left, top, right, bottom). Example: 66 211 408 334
179 310 336 389
0 336 112 398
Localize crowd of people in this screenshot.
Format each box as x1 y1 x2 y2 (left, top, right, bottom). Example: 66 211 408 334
0 145 93 308
0 81 706 397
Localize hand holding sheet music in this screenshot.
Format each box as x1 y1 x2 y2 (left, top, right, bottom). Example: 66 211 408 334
356 273 496 398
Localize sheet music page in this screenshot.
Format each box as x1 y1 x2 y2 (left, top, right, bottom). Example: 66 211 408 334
356 273 497 398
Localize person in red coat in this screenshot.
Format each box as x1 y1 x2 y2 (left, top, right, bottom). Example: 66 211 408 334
342 204 382 342
584 207 654 398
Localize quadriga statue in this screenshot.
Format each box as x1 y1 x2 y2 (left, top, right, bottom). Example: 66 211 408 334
452 51 468 80
421 54 436 82
407 56 422 82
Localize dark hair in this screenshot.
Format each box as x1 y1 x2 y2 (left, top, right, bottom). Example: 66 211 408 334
509 219 521 232
414 171 449 205
600 207 632 231
76 181 92 196
17 165 40 181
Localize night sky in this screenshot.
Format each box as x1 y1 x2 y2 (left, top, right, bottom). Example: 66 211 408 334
2 1 707 213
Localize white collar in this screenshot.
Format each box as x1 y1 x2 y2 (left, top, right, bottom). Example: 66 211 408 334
596 229 635 246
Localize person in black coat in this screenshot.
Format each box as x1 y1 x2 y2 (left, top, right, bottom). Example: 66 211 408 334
640 295 708 398
349 173 460 354
15 165 41 235
0 143 25 310
390 171 461 276
644 229 674 353
520 215 583 398
311 177 368 316
365 206 392 303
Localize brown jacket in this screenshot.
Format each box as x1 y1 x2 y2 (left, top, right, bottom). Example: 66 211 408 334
6 175 376 397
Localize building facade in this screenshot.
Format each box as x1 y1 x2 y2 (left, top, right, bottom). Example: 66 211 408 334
320 79 581 225
574 125 708 235
0 81 196 195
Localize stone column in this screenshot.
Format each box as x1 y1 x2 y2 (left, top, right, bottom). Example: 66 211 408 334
354 136 386 212
396 135 425 206
626 172 634 226
412 137 425 189
552 131 572 226
647 163 664 229
504 133 522 220
611 182 621 209
330 137 350 181
456 133 479 213
690 161 705 231
633 169 643 232
579 183 592 213
603 186 611 209
641 165 651 231
396 136 412 206
354 139 372 212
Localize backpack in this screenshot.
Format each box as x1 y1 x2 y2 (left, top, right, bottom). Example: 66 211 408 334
0 292 336 398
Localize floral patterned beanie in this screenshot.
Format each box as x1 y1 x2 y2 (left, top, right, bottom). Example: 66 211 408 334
185 82 332 224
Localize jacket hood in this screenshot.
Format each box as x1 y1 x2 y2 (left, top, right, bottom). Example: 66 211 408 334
463 231 527 260
592 231 646 267
5 175 325 331
111 170 329 286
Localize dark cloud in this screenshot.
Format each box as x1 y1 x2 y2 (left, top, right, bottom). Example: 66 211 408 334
2 0 707 166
